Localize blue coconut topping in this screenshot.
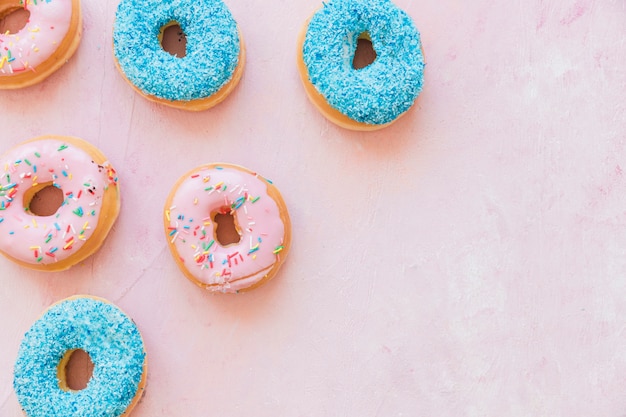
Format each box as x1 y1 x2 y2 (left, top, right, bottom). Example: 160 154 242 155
13 297 146 417
113 0 240 102
302 0 425 125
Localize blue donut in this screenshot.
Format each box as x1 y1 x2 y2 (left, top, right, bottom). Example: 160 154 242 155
13 296 147 417
113 0 244 110
298 0 425 129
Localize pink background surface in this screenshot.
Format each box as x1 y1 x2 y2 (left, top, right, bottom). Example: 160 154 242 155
0 0 625 415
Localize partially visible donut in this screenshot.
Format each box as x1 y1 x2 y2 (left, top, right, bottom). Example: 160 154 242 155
164 163 291 293
13 295 147 417
0 0 82 89
0 135 120 271
297 0 425 130
113 0 245 111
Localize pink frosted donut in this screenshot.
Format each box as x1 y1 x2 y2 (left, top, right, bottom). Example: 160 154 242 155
0 0 82 88
0 135 120 271
164 163 291 293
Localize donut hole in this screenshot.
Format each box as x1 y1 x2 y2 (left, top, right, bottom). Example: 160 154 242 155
0 7 30 34
24 182 64 217
58 349 94 392
213 208 241 246
352 32 376 70
160 22 187 58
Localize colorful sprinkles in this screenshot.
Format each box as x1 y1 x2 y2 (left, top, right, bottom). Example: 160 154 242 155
165 165 289 293
0 0 72 77
0 139 119 266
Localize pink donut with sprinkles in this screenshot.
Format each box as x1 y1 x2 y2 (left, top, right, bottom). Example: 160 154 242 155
0 0 82 89
0 135 120 271
164 163 291 293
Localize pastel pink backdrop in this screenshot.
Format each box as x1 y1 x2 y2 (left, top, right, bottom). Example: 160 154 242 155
0 0 625 416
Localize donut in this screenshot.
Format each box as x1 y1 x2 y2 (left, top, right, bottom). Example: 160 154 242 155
164 163 291 293
113 0 245 111
14 295 147 417
0 135 120 271
297 0 425 130
0 0 82 89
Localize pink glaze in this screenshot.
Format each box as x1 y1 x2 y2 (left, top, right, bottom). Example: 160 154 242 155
165 165 288 293
0 0 73 75
0 138 118 266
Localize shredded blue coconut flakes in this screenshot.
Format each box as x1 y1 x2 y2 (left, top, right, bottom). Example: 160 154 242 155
113 0 240 102
13 297 146 417
302 0 425 125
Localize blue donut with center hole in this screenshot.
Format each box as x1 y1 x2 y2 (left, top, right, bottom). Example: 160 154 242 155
301 0 425 126
13 296 147 417
113 0 241 102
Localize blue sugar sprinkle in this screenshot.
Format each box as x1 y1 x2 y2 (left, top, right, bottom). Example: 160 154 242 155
113 0 241 102
302 0 425 125
14 297 146 417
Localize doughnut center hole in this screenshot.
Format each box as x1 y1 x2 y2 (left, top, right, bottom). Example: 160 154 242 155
26 183 64 216
0 7 30 34
160 22 187 58
214 208 240 246
59 349 94 392
352 32 376 70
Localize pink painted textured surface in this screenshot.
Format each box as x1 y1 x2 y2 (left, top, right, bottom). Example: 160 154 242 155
0 0 625 415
